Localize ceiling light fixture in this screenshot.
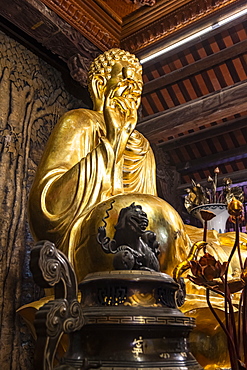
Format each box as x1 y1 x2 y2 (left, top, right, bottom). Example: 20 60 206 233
140 8 247 64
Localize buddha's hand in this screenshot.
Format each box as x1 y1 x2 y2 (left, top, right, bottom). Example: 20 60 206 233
103 80 139 153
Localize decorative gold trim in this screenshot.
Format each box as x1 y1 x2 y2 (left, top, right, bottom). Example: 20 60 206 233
40 0 120 51
40 0 243 53
122 0 192 37
94 0 138 20
121 0 241 53
85 315 193 325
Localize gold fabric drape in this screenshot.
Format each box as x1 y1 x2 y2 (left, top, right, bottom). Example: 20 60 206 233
29 109 157 266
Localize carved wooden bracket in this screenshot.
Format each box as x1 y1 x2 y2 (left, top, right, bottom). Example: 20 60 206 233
67 54 92 87
40 0 120 51
30 240 84 370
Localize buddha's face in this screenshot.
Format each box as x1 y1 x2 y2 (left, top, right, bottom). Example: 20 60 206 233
104 61 143 110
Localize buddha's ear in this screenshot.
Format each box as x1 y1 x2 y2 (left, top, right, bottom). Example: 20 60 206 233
91 74 107 100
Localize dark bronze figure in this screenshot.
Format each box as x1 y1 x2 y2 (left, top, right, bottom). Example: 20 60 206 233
97 202 160 271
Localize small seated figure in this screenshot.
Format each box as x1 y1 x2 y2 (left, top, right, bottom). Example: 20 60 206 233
28 48 190 283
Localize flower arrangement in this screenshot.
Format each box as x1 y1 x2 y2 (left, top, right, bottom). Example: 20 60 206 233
187 198 246 370
184 167 244 213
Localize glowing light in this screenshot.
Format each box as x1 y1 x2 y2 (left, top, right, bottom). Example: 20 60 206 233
140 8 247 64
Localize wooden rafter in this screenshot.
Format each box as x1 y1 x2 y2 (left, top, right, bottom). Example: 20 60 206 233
158 116 247 151
176 144 247 173
143 38 247 95
138 80 247 142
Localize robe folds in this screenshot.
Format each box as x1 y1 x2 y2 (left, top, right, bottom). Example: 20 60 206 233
29 108 157 267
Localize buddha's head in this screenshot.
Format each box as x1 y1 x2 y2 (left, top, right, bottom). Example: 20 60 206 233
88 48 143 112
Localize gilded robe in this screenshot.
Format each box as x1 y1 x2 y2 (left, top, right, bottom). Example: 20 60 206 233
29 108 157 270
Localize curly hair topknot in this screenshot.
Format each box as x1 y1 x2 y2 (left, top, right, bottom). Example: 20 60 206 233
87 48 142 98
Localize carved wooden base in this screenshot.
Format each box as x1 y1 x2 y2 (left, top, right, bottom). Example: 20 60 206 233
62 271 201 369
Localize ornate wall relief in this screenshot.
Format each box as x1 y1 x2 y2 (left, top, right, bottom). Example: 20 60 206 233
0 30 84 369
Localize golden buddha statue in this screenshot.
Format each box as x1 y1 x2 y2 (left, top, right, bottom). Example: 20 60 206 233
25 48 247 369
28 48 190 284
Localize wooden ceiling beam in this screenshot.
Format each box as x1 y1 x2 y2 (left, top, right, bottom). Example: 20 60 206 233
122 0 191 38
176 144 247 174
39 0 120 51
0 0 101 60
121 0 245 54
143 38 247 95
138 80 247 142
158 116 247 151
